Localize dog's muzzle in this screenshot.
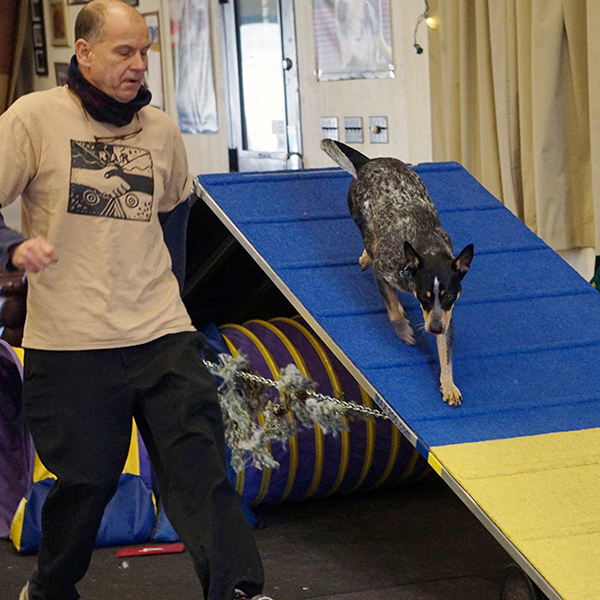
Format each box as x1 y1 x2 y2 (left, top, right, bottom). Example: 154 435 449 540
424 309 449 335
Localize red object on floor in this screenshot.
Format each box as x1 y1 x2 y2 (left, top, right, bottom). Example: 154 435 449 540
115 543 185 557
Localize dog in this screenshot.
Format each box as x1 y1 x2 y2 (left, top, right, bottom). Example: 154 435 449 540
321 139 474 406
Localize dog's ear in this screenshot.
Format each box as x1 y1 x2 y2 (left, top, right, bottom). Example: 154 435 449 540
452 244 474 277
404 241 423 273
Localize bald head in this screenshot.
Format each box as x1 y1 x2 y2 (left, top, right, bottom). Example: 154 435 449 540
74 0 150 102
75 0 144 44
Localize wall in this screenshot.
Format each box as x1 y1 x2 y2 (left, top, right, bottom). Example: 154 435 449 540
296 0 432 168
28 0 432 174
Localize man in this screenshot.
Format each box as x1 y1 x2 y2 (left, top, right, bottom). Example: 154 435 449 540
0 1 270 598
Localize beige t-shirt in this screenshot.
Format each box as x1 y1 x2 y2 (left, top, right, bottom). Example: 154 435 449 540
0 86 196 350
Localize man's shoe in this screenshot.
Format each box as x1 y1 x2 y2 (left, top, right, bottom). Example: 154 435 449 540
18 582 29 600
233 590 273 600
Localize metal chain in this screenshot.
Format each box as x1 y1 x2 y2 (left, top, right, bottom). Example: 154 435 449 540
203 359 390 421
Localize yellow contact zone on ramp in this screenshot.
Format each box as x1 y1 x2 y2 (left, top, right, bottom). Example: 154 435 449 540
431 427 600 600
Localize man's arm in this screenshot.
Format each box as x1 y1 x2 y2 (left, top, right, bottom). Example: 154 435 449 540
11 236 58 273
158 119 194 213
0 106 58 272
0 211 57 273
0 211 27 270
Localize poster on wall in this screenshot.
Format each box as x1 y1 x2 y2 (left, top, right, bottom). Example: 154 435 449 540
55 62 69 86
312 0 394 81
169 0 218 133
142 12 165 110
48 0 70 47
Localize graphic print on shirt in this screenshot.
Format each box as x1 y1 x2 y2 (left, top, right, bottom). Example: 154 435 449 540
69 140 154 221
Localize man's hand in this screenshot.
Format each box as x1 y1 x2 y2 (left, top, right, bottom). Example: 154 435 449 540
11 237 58 273
71 165 131 199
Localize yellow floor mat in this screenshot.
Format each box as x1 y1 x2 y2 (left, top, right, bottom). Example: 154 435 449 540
432 428 600 600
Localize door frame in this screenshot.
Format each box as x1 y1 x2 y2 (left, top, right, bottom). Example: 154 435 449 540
220 0 303 172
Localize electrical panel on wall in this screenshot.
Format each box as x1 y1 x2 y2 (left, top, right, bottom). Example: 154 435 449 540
344 117 363 143
369 117 388 143
321 117 339 141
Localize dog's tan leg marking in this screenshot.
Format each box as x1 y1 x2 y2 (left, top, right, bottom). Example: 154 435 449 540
359 230 377 270
381 282 415 345
359 249 372 270
436 333 462 406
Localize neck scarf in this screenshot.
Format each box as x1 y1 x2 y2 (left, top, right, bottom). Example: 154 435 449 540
66 55 151 127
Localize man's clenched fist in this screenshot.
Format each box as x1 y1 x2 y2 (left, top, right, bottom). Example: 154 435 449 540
11 237 58 273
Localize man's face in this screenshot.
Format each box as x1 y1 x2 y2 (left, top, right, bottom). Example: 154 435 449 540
79 6 150 103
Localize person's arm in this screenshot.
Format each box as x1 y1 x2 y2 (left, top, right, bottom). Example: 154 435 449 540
0 105 58 273
10 236 58 273
0 213 57 273
158 119 194 213
0 211 27 270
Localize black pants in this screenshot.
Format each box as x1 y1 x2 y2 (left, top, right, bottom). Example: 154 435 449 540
23 332 264 600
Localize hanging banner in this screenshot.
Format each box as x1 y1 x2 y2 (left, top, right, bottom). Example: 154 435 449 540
312 0 394 81
170 0 218 133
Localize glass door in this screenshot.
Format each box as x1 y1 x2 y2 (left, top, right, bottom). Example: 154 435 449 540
221 0 302 172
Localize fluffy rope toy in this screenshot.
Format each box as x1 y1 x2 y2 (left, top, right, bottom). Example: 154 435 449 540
208 354 374 472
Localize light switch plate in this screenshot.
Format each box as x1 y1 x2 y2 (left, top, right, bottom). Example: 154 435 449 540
321 117 339 141
344 117 363 143
369 116 388 143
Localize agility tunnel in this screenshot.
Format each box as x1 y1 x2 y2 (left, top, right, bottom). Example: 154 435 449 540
219 316 430 505
195 163 600 600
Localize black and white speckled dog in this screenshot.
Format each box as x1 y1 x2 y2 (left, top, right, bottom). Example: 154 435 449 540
321 139 474 406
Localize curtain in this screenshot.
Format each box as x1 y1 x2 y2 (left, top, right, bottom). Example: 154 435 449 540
0 0 29 114
428 0 598 259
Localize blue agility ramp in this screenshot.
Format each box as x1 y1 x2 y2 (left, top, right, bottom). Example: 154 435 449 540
195 164 600 600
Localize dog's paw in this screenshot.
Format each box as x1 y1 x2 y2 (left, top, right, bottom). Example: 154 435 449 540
359 250 372 270
394 320 415 345
442 384 462 407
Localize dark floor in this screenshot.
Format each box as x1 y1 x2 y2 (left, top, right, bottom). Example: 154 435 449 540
1 477 516 600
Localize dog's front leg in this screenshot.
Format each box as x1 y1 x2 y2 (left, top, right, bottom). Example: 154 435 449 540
436 319 462 406
378 279 415 345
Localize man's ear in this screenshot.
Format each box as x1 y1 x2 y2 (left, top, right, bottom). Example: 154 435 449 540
452 243 474 277
75 39 92 68
404 241 423 271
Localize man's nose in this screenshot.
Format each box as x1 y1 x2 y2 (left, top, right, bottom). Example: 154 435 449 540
131 52 147 71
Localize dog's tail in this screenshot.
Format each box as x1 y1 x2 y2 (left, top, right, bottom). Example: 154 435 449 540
320 139 370 178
